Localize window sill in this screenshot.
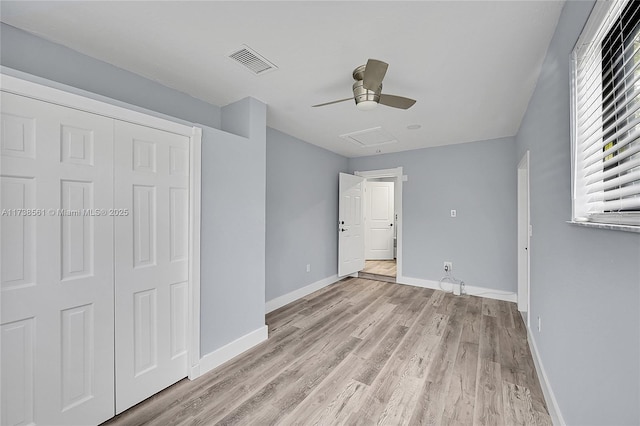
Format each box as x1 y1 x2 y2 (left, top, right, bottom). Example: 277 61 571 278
567 221 640 233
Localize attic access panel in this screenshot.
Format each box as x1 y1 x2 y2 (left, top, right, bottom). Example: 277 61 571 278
339 127 397 148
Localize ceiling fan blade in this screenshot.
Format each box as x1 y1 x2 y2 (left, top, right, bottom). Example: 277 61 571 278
312 97 353 107
363 59 388 91
379 94 416 109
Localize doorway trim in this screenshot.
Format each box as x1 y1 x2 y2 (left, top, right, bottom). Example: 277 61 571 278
517 151 530 327
355 167 404 282
1 73 203 378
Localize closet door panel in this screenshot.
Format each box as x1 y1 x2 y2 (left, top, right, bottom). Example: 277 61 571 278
114 120 189 413
0 92 114 426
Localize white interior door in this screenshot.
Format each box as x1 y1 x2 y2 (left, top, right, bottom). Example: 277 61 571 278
517 151 530 324
365 181 395 260
114 120 190 413
1 92 115 425
338 173 365 277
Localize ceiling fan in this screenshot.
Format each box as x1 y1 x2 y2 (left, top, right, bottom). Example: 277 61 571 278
312 59 417 111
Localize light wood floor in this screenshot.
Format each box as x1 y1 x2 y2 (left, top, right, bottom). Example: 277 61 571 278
103 278 550 426
362 259 397 277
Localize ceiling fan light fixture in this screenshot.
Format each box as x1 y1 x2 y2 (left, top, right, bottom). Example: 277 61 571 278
357 100 378 111
353 80 380 111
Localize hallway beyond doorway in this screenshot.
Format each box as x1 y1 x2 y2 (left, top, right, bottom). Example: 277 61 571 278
359 259 397 283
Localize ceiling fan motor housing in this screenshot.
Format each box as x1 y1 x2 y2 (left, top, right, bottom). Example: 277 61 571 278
352 80 381 105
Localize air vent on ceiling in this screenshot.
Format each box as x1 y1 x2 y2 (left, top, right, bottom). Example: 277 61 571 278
340 127 398 148
228 45 278 75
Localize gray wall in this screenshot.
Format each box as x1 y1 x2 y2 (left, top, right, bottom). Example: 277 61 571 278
266 128 348 302
514 1 640 424
201 98 267 354
0 23 221 129
349 137 517 293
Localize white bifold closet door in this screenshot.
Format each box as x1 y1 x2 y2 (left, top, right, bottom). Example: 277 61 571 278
1 92 115 425
114 121 190 413
1 91 190 424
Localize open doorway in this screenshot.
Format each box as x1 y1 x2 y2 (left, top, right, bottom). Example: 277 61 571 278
354 167 403 283
361 178 397 282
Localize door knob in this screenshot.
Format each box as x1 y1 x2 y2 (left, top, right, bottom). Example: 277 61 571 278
390 223 393 226
340 228 347 232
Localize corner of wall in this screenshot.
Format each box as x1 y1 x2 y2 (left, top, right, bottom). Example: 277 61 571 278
200 95 267 355
221 97 266 140
197 325 268 379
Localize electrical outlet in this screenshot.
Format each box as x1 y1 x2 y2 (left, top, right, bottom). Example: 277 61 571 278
306 264 311 273
450 209 457 217
444 262 453 272
537 316 542 332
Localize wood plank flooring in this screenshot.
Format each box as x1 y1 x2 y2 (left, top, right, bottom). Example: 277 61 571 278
103 278 550 426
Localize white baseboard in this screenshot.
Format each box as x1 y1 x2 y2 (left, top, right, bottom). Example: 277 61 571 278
196 325 268 378
266 274 340 313
397 275 517 303
524 313 565 426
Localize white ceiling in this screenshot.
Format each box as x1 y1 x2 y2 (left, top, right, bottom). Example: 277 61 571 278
1 1 564 158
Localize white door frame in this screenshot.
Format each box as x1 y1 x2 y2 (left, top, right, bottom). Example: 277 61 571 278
0 73 202 378
355 167 404 281
517 151 530 327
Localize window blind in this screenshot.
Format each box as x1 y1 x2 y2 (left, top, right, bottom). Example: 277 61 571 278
572 0 640 226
